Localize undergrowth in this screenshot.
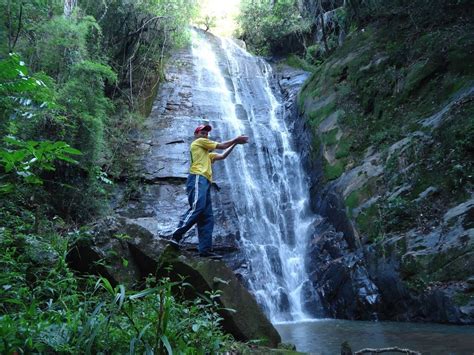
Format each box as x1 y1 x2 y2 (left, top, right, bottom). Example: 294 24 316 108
0 205 239 354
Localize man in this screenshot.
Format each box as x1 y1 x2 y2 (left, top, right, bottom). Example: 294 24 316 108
170 124 248 259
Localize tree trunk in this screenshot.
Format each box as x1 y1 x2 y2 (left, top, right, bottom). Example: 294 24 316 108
64 0 77 17
7 0 23 52
318 0 330 53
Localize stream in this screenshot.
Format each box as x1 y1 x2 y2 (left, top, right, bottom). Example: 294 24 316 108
275 319 474 354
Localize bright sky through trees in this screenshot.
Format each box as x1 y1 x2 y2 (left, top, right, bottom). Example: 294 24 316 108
198 0 241 37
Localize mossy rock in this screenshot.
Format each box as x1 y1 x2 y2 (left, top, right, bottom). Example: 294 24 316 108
402 57 445 99
335 136 352 159
344 179 378 212
310 134 322 160
160 253 282 348
324 158 345 181
25 235 59 266
284 54 318 73
345 190 359 210
321 128 339 146
400 252 425 279
355 203 383 242
447 32 474 75
308 101 337 127
429 250 474 282
404 275 429 292
400 245 474 288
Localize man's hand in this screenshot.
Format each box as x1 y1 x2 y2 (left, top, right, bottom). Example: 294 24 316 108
216 135 249 149
235 135 249 144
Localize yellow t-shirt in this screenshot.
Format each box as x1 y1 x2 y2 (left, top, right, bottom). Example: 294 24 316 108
189 138 218 182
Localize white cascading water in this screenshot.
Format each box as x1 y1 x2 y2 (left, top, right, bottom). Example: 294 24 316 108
190 30 317 323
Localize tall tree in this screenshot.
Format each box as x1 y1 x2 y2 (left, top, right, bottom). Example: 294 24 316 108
64 0 76 17
5 0 23 52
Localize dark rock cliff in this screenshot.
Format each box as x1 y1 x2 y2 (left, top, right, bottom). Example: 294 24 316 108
290 4 474 324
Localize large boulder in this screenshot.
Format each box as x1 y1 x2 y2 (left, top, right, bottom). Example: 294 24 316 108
159 252 282 347
66 216 168 287
67 216 281 346
306 221 381 319
364 200 474 324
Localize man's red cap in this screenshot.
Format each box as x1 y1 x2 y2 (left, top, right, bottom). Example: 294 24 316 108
194 124 212 134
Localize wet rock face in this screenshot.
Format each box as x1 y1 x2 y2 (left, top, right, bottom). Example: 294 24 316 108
364 206 474 324
109 39 241 261
292 111 474 323
294 122 474 323
288 6 474 324
108 28 316 323
305 221 381 320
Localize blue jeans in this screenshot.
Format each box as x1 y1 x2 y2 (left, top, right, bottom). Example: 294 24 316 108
173 174 214 253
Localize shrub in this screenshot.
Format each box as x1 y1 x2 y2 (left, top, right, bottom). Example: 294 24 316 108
0 216 235 354
237 0 311 55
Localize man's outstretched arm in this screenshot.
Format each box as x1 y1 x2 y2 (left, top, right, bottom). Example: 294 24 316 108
215 135 248 149
213 144 237 161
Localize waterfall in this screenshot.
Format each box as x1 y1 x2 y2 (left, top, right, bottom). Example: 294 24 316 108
190 30 318 323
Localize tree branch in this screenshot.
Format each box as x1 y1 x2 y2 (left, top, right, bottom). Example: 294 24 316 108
127 16 167 37
97 0 109 23
7 1 23 53
354 347 421 355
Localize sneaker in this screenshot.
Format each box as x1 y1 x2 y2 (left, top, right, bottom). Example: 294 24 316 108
198 251 223 260
171 233 182 243
166 239 180 249
162 235 180 250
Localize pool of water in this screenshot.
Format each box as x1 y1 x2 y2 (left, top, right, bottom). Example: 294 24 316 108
275 319 474 354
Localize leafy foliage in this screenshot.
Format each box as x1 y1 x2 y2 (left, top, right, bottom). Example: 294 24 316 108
345 0 472 26
0 0 199 220
80 0 199 109
0 214 234 354
0 3 243 353
197 14 217 32
237 0 311 55
33 15 101 80
0 54 81 196
0 53 54 135
57 60 116 168
0 136 81 192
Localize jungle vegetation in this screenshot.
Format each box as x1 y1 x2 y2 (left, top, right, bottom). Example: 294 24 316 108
1 0 472 353
0 1 246 353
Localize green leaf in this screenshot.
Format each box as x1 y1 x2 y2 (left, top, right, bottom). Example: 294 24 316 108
115 284 126 309
160 335 173 355
61 146 82 155
220 307 237 313
56 155 79 164
213 277 230 285
24 174 43 185
100 277 115 295
0 183 15 194
138 323 152 340
129 287 162 300
1 298 25 305
3 135 24 147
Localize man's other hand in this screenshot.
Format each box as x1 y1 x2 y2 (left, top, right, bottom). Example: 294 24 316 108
236 135 249 144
